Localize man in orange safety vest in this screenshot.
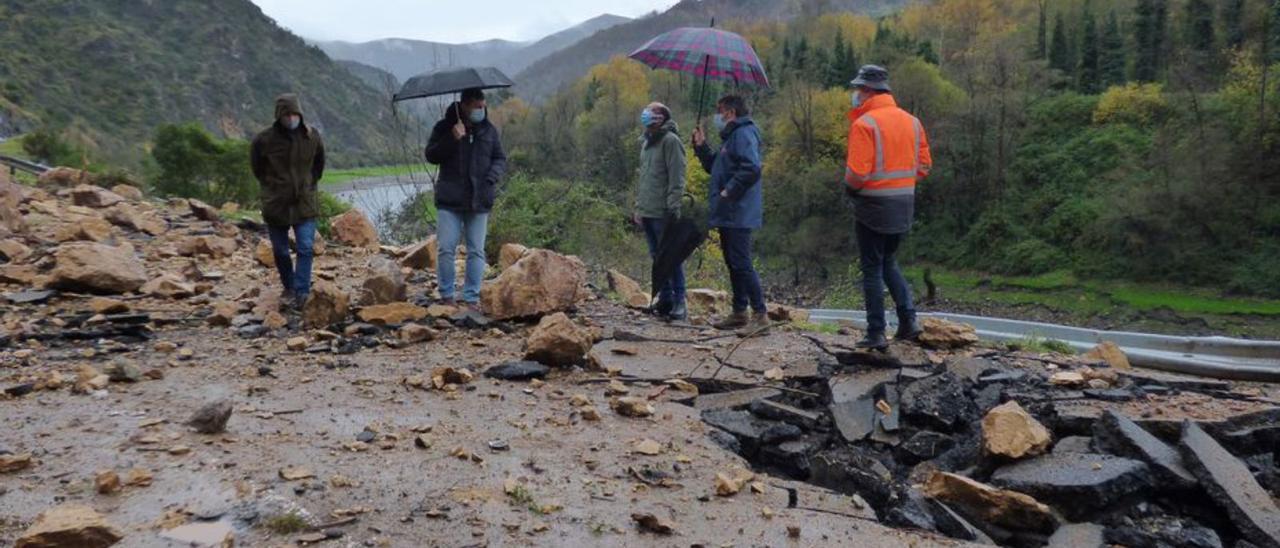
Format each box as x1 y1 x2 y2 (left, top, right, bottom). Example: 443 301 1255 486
843 65 933 350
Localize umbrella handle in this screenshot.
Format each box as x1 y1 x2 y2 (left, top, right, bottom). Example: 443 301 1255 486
694 18 715 129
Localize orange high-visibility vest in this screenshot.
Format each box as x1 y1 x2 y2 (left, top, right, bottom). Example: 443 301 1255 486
844 94 932 196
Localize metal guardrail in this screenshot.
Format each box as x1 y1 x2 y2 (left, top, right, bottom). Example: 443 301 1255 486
0 154 50 177
808 309 1280 382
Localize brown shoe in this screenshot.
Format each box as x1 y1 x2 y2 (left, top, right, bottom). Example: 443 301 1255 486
736 312 772 337
712 311 749 330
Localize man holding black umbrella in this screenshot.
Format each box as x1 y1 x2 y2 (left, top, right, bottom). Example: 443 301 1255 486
425 88 507 308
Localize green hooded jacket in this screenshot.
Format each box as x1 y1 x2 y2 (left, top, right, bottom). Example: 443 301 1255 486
251 94 326 227
635 119 687 219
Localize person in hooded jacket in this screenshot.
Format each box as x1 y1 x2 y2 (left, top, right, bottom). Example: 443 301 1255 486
634 102 688 320
424 88 507 308
251 93 325 310
692 95 769 335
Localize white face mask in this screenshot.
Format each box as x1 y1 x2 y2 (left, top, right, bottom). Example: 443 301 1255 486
282 116 300 130
713 113 727 131
852 92 864 109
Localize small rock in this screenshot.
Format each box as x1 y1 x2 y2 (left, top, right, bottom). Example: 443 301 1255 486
286 337 308 351
105 360 144 383
524 312 592 367
610 397 654 418
279 466 315 481
484 361 550 381
0 453 33 473
187 400 233 434
302 281 349 328
94 470 120 494
1084 341 1130 370
633 439 662 455
357 302 427 325
918 317 979 349
631 512 675 535
1050 371 1086 386
15 504 123 548
606 269 650 308
398 324 437 344
923 471 1058 534
714 467 755 496
160 521 235 547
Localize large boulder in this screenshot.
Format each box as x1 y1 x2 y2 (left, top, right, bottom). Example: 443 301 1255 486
110 184 144 201
331 209 379 249
48 243 147 294
103 204 166 236
15 503 123 548
302 281 349 328
361 257 406 305
399 236 436 270
54 217 115 243
0 239 33 262
982 401 1052 460
607 269 650 309
525 312 593 367
0 180 25 235
37 167 93 189
178 235 237 259
70 184 125 208
687 288 731 317
480 249 589 320
187 198 221 222
918 318 980 349
498 243 529 270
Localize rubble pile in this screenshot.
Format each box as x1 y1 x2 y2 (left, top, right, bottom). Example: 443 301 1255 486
683 330 1280 547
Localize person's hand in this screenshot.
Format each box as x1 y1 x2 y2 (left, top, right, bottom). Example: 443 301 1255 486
632 212 642 226
720 189 729 199
692 125 706 147
452 121 467 141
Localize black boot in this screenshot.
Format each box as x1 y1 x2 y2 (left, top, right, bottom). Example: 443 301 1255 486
667 301 688 321
855 331 889 350
651 299 673 318
894 317 923 342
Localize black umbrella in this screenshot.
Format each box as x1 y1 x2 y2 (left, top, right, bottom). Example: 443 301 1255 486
392 66 515 103
650 196 708 314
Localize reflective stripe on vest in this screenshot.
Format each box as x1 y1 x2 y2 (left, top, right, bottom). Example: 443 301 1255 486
857 113 924 184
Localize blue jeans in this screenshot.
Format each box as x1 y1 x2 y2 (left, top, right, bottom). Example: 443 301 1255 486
718 228 765 313
641 217 686 306
856 222 916 334
267 218 317 299
436 208 489 303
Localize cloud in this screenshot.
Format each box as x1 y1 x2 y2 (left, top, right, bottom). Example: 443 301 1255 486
251 0 675 43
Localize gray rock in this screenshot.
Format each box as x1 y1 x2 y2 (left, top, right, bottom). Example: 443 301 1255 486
758 436 822 478
947 357 1000 382
237 324 268 338
1051 436 1095 455
748 399 819 428
990 453 1152 520
4 290 55 304
901 372 977 432
1048 523 1106 548
828 369 898 442
1084 388 1135 402
483 361 550 381
188 399 233 434
706 429 740 454
897 430 954 464
105 359 143 383
809 448 895 507
759 423 802 445
1104 514 1223 548
1094 410 1196 490
693 387 780 411
1179 421 1280 548
449 309 491 329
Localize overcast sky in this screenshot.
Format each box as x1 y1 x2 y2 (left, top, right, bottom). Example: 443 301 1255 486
251 0 677 44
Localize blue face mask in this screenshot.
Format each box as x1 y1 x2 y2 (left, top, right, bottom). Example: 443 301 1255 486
640 109 654 128
713 113 727 131
468 107 486 124
852 92 864 109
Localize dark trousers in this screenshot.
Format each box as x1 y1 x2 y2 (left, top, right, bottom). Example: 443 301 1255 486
718 227 766 313
856 222 916 334
641 217 686 305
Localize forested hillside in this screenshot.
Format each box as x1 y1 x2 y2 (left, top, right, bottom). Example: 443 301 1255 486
0 0 397 166
513 0 918 102
493 0 1280 298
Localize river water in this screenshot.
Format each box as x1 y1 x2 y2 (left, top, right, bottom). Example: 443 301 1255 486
332 174 433 221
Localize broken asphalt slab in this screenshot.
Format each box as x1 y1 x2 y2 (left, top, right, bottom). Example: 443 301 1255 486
1179 421 1280 548
1093 410 1197 489
989 452 1153 521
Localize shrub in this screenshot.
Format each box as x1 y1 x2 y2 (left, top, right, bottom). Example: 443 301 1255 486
1093 83 1169 127
149 123 257 207
316 191 351 239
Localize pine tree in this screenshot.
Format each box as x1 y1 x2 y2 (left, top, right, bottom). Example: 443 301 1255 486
1049 12 1072 72
1134 0 1167 82
1078 5 1102 93
1183 0 1215 53
1100 12 1127 87
917 41 938 65
1037 0 1048 59
1222 0 1245 50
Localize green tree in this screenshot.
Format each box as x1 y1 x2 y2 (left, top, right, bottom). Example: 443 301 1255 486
150 123 257 207
1134 0 1168 81
1182 0 1215 53
1221 0 1245 50
1100 12 1127 87
1078 5 1102 93
1049 12 1072 73
1036 0 1048 59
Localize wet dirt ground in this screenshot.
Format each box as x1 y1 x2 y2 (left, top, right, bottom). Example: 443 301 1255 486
0 299 976 547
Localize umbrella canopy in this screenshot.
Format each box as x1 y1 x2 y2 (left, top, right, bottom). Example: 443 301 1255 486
628 27 770 88
392 66 515 103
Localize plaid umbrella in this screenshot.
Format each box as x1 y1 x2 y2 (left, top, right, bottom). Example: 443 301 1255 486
629 26 769 126
628 27 770 88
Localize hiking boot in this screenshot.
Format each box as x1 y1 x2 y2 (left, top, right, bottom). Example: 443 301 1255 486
667 301 688 322
652 299 674 317
736 311 772 337
894 319 923 342
855 332 889 350
293 293 309 312
713 311 749 330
